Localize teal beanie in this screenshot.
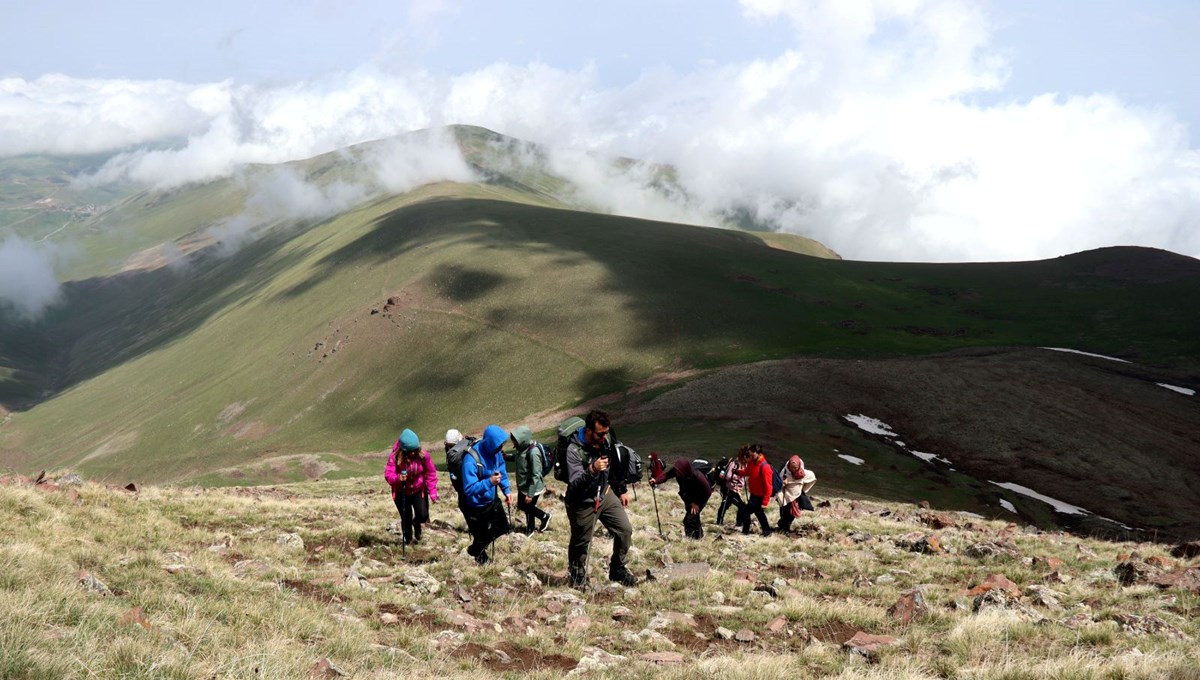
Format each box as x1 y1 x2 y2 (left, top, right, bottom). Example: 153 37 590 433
398 428 420 452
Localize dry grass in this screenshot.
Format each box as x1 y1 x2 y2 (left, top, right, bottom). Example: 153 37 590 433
1 474 1196 679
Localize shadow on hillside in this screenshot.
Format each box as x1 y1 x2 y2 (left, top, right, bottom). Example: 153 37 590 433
0 232 322 410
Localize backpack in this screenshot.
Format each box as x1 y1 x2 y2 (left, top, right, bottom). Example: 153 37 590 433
691 458 713 482
552 416 585 483
617 443 643 485
710 457 730 486
446 437 483 495
529 441 552 479
770 462 783 497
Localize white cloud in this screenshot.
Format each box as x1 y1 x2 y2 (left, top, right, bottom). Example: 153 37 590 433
0 238 61 319
2 1 1198 262
365 127 477 193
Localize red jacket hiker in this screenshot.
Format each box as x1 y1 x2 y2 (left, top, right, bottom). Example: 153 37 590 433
737 455 773 507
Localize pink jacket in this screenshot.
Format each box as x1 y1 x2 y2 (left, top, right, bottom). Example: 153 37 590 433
384 446 439 500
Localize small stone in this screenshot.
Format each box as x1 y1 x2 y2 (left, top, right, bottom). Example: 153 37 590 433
1043 570 1072 584
640 651 685 665
843 631 898 659
1025 585 1064 611
612 606 633 621
276 533 304 550
1114 560 1159 586
888 589 929 624
566 616 592 632
735 629 756 643
967 573 1022 597
875 573 895 585
164 564 192 574
1059 613 1094 629
307 658 347 679
454 586 472 603
1170 541 1200 560
77 570 112 596
715 626 735 640
380 613 399 625
766 616 788 633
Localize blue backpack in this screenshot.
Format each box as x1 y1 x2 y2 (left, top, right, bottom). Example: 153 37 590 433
770 464 783 496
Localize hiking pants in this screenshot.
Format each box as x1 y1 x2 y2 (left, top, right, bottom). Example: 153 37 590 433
519 491 549 533
464 498 510 561
715 487 745 525
739 495 772 535
567 491 632 581
776 493 814 533
393 491 429 543
683 507 703 540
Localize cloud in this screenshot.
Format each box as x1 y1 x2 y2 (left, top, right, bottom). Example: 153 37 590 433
0 238 61 319
364 127 477 193
2 0 1198 262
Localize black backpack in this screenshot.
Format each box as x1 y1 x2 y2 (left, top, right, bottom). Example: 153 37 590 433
446 437 482 494
552 416 585 483
709 457 730 486
691 458 712 483
617 443 642 485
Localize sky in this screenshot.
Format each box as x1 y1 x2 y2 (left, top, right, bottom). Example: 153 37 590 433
1 0 1198 277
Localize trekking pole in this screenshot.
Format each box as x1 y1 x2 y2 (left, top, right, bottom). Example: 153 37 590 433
400 490 408 561
651 480 664 540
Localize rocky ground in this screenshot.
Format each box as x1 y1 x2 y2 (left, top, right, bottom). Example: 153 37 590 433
1 470 1198 679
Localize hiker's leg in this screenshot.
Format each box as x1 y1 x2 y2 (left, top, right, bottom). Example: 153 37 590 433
597 493 633 575
519 492 535 533
684 511 702 539
411 493 429 541
465 506 491 558
530 494 549 522
748 495 771 535
567 502 598 583
715 490 728 525
399 494 415 543
737 500 752 534
777 504 794 533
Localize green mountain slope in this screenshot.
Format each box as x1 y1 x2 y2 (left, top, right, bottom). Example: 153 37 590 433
1 175 1198 488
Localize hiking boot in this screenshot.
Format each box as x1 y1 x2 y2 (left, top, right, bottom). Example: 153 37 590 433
569 570 589 591
475 550 490 566
609 568 640 587
538 512 552 533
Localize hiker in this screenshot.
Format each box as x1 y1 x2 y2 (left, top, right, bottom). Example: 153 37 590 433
563 409 639 589
648 457 712 539
459 424 513 565
735 444 774 537
775 455 816 534
384 428 439 545
713 455 746 528
511 425 552 534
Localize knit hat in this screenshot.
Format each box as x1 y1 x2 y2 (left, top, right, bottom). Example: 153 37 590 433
398 428 421 452
444 428 463 445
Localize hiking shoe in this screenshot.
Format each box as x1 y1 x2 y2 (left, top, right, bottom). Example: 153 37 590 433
538 512 552 533
475 550 490 566
609 569 640 587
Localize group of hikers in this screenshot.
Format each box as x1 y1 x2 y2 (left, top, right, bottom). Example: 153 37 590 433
384 409 816 590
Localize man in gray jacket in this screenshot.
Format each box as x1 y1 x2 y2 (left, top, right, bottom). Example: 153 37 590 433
563 409 639 589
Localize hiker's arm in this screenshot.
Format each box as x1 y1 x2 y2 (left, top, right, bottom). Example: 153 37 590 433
498 460 512 496
565 445 595 495
462 457 489 498
384 453 400 487
423 452 438 501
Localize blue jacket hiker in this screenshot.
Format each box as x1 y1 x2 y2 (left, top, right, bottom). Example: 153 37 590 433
461 424 513 564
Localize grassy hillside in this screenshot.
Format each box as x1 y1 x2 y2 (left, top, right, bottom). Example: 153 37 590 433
1 179 1198 488
2 474 1197 679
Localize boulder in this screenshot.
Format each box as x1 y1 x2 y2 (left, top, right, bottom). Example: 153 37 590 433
276 533 304 550
887 589 929 624
1149 567 1200 594
1114 560 1159 586
402 567 441 595
967 574 1022 597
1169 541 1200 560
307 659 347 679
843 631 898 661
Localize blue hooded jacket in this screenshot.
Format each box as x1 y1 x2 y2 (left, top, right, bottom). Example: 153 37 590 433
461 424 511 508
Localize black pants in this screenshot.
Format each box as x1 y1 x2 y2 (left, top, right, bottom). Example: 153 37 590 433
465 498 510 563
738 495 772 535
776 493 814 532
683 507 703 539
715 487 745 525
393 492 429 543
519 492 549 533
566 492 632 583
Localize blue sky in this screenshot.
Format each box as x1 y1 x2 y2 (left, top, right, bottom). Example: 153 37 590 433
1 0 1198 265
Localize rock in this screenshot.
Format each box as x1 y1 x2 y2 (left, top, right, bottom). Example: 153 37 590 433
848 531 873 543
920 512 957 530
77 570 112 596
123 483 139 493
654 562 711 581
973 590 1045 621
444 610 484 631
1149 567 1200 594
733 569 757 584
1033 556 1065 571
1111 614 1188 640
967 574 1022 597
1025 585 1064 611
639 651 685 665
912 534 942 554
454 586 473 603
918 500 931 509
276 533 304 550
765 616 788 633
164 564 192 575
1043 570 1072 584
612 606 633 621
566 615 592 632
380 613 399 625
402 567 441 595
1144 555 1174 570
307 658 347 678
734 629 756 643
789 552 814 562
1170 541 1200 560
711 591 725 604
344 568 376 592
754 583 779 598
118 607 155 633
1058 613 1094 629
875 573 895 585
1114 560 1159 586
58 473 83 486
209 536 233 553
1076 544 1098 560
715 626 736 640
843 631 898 660
888 589 929 624
570 648 626 675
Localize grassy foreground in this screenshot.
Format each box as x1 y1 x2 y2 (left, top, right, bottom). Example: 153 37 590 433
2 473 1197 679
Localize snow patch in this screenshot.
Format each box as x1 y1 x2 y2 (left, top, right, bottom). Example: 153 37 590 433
838 454 866 466
1039 347 1130 363
910 450 952 465
999 499 1017 513
989 481 1088 515
1157 383 1195 396
843 414 898 436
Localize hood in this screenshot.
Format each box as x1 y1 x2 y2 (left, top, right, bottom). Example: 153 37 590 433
672 457 694 478
477 424 509 460
786 455 805 478
511 425 533 449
